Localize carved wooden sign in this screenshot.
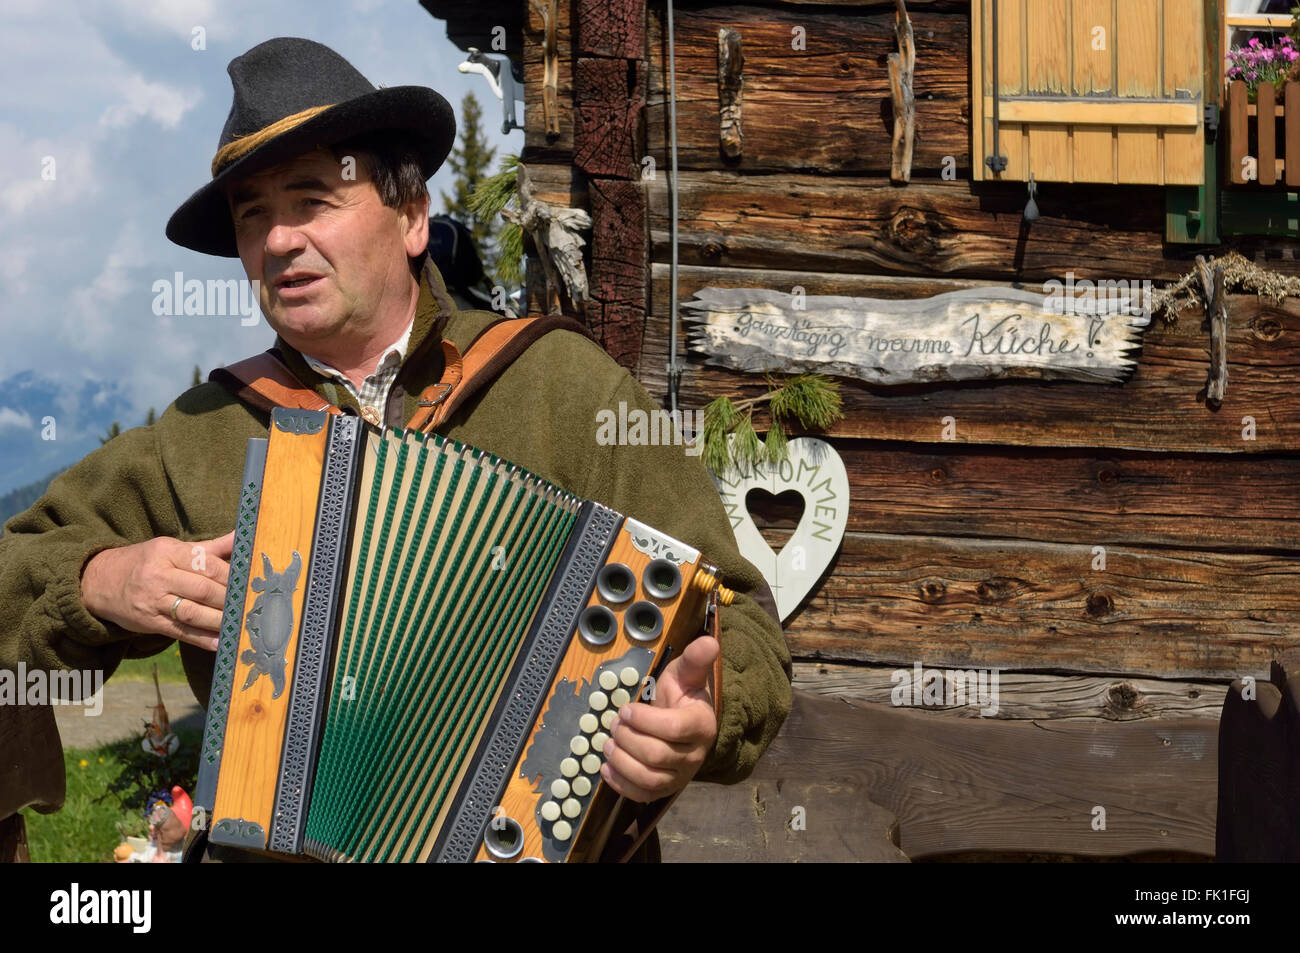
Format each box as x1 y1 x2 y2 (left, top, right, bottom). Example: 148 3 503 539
711 437 848 621
683 285 1152 384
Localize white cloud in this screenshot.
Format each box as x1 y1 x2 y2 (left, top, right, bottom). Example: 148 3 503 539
100 74 201 130
0 408 33 432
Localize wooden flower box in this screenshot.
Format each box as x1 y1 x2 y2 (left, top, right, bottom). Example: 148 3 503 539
1226 78 1300 185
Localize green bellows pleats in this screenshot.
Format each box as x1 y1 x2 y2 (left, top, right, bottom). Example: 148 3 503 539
304 428 577 862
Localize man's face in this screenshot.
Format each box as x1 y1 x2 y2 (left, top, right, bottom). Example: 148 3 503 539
227 148 428 347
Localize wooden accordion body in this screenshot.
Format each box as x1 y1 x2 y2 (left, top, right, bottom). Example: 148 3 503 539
194 408 728 863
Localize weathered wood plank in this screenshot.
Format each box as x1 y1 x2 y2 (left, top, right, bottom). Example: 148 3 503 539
660 777 909 861
646 6 971 175
769 531 1300 679
792 661 1227 721
523 0 575 158
745 690 1216 858
715 438 1300 552
643 265 1300 453
644 170 1300 282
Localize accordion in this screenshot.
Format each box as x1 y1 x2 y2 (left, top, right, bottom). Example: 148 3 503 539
193 408 732 863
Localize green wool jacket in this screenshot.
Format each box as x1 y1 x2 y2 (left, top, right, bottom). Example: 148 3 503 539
0 261 791 808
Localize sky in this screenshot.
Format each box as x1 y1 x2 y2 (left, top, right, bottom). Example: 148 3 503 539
0 0 522 494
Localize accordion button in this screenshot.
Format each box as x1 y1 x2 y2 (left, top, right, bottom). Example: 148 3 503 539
552 820 573 841
541 801 561 822
588 691 609 711
611 688 631 708
600 711 616 730
582 754 601 775
591 732 609 753
551 779 571 799
619 667 640 687
578 713 599 734
598 670 619 692
561 757 580 777
562 798 582 819
570 735 590 756
572 776 593 797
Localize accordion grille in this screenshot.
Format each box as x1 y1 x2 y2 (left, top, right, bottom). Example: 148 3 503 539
303 429 578 862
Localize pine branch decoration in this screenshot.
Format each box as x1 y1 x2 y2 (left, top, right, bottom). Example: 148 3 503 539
702 374 843 474
467 154 523 287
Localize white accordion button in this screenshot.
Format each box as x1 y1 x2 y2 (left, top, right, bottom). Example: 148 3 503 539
562 798 581 819
582 753 601 775
588 691 609 711
560 757 580 777
579 713 599 734
570 735 590 756
552 820 572 841
591 732 609 753
598 670 619 691
619 666 640 687
611 688 631 708
572 776 592 797
551 779 570 799
541 800 561 822
600 710 616 730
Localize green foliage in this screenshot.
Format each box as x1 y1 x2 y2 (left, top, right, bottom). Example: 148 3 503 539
191 364 202 388
701 374 844 474
468 154 523 288
99 421 121 445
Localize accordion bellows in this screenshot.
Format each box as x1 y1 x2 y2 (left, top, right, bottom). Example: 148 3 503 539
194 408 730 863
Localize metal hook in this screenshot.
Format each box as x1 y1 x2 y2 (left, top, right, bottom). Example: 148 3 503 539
1023 173 1039 222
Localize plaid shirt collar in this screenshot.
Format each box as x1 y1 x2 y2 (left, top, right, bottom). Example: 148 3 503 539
301 318 414 426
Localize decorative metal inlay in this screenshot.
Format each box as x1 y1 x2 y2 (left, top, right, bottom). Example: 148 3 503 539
625 517 699 566
273 408 326 435
240 552 302 698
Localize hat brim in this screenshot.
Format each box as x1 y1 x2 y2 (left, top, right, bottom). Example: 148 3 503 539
166 85 455 257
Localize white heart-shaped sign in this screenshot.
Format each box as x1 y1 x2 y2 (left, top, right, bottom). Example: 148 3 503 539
711 437 849 621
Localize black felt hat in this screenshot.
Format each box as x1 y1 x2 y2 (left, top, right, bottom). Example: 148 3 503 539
166 37 456 257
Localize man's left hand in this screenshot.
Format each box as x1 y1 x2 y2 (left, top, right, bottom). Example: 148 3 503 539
600 635 719 803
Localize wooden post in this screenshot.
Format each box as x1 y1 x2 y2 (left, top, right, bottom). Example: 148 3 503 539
1287 81 1300 187
1229 80 1248 183
888 0 916 184
1260 81 1277 185
574 0 648 371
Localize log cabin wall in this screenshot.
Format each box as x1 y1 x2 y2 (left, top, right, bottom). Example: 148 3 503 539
424 0 1300 858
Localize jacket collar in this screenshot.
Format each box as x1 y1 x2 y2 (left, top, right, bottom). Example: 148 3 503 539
272 254 456 417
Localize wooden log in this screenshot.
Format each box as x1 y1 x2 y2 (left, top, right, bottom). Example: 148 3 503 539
644 170 1300 282
793 661 1227 722
642 265 1300 453
574 56 644 178
719 437 1300 553
647 6 970 175
576 0 644 59
769 530 1300 680
746 690 1216 858
660 777 909 861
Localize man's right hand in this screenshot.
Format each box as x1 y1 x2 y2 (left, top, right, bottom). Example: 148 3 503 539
80 532 234 651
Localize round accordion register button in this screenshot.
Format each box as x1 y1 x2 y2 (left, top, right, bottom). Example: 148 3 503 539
601 710 616 730
570 735 590 756
562 798 581 819
551 779 570 799
619 666 640 687
579 713 599 734
540 801 561 822
599 670 619 691
553 820 572 841
588 691 609 711
582 753 601 774
560 757 580 777
572 776 592 797
591 732 609 753
611 688 631 708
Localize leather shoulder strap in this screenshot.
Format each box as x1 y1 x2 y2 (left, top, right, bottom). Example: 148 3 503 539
208 350 339 418
408 314 594 434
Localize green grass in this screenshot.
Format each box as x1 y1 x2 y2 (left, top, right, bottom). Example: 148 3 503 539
22 725 202 863
111 646 187 684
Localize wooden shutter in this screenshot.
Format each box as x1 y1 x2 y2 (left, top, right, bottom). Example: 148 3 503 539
971 0 1205 185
